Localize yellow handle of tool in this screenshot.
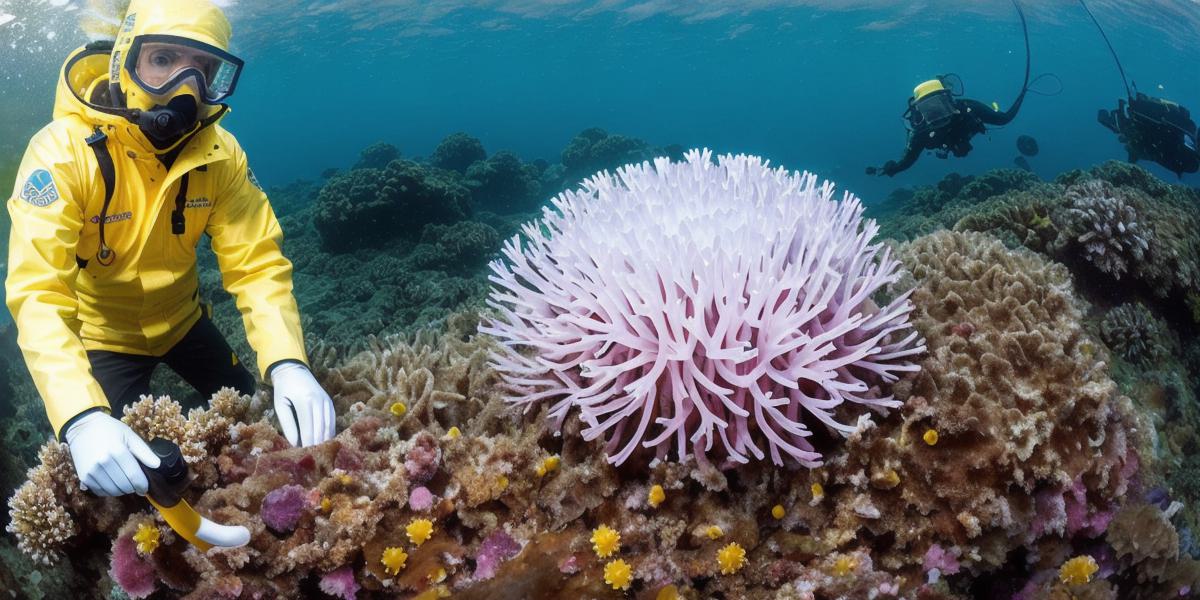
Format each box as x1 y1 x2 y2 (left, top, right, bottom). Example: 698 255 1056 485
147 497 212 552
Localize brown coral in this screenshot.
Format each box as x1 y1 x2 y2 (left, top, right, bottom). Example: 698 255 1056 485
818 231 1140 575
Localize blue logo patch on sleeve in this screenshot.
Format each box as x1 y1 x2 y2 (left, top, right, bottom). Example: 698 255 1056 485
20 169 61 207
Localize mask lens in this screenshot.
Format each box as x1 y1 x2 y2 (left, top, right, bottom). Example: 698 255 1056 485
129 37 243 103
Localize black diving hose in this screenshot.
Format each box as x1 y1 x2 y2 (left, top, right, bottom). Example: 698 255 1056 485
1005 0 1033 120
1078 0 1134 100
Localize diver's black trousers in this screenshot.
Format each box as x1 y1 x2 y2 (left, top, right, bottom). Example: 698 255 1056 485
86 313 256 414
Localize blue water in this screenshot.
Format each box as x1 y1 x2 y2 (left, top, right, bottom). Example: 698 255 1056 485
1 0 1199 325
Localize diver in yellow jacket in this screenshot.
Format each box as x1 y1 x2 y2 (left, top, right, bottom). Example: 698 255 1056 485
5 0 335 498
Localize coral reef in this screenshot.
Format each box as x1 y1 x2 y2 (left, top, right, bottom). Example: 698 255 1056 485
353 142 401 171
463 150 543 213
313 159 473 252
2 137 1195 599
484 151 924 467
430 132 487 174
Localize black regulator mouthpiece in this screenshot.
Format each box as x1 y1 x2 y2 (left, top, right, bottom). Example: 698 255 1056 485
136 95 199 148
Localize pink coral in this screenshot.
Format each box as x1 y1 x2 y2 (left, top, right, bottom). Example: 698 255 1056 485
405 432 441 483
409 486 435 512
110 535 157 599
922 544 961 575
260 484 310 533
318 566 360 600
483 150 924 467
474 530 522 580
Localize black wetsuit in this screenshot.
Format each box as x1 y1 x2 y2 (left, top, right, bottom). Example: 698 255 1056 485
870 97 1020 177
1098 92 1199 178
86 310 257 414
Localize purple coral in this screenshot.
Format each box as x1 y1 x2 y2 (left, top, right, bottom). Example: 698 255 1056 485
474 530 522 580
260 484 310 533
110 535 157 599
318 566 360 600
482 150 924 467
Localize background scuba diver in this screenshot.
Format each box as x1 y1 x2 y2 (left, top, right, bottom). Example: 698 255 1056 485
1080 0 1200 179
4 0 335 499
866 0 1034 178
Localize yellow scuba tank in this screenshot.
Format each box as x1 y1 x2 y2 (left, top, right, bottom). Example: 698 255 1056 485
913 79 946 101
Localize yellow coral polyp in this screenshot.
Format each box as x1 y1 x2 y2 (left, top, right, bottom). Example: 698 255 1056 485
811 483 825 500
320 497 332 513
831 554 858 577
882 469 901 487
536 455 561 477
604 558 633 591
133 523 159 555
591 524 621 558
771 504 786 520
497 475 509 491
381 546 408 575
923 428 939 446
706 525 724 540
656 585 680 600
1059 555 1099 585
339 474 353 486
648 484 666 508
428 566 447 583
446 426 461 439
390 402 407 417
717 542 746 575
407 518 435 546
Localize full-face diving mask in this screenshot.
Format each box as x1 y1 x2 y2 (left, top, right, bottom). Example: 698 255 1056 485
112 32 243 148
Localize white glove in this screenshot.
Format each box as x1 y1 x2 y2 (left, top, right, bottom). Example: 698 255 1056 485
63 411 161 497
270 362 335 446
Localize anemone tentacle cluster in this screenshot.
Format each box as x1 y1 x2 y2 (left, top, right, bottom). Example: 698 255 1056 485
483 150 924 467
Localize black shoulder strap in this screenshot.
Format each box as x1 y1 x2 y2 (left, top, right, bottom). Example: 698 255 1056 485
83 127 117 268
172 172 190 235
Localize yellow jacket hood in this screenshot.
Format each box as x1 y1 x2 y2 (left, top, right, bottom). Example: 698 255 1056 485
54 43 231 158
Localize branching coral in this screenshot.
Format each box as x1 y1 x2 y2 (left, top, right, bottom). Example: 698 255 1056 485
1100 303 1174 366
483 150 924 468
1059 180 1151 279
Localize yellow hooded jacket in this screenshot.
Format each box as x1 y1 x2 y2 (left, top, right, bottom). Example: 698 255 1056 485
5 2 307 437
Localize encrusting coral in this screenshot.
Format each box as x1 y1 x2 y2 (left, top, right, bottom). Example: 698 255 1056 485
483 150 925 468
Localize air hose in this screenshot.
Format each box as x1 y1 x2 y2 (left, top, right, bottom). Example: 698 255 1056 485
1078 0 1133 100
